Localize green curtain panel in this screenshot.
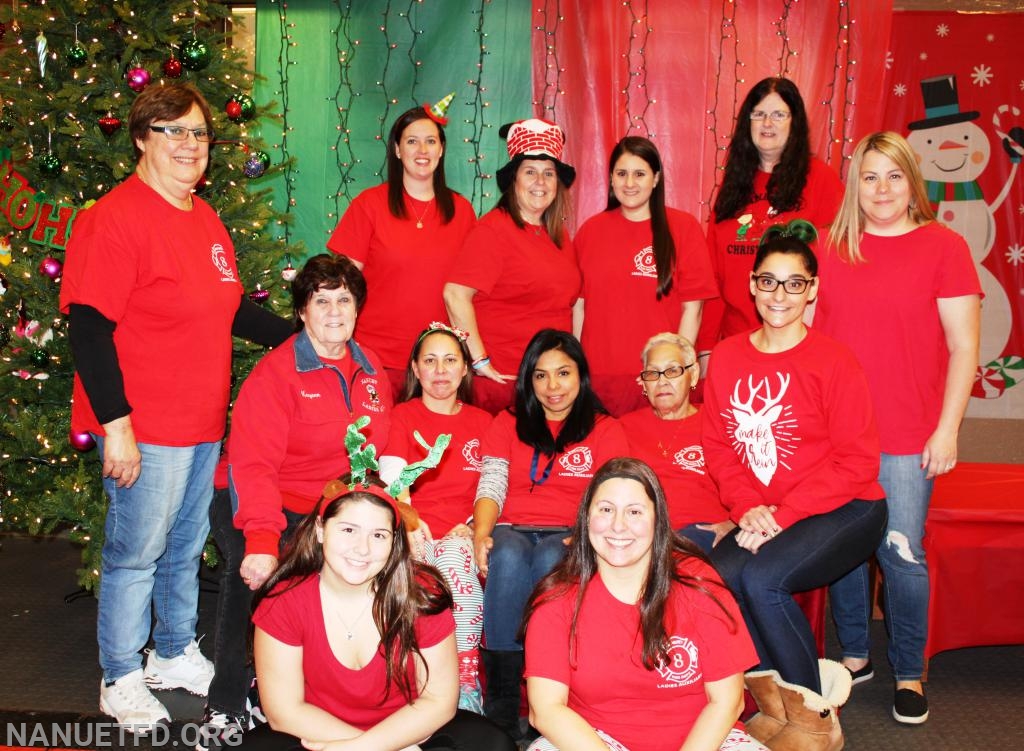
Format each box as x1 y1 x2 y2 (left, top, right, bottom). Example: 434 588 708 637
252 0 532 257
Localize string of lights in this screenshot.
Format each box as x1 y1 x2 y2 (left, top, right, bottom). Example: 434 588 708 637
822 0 854 169
775 0 796 78
622 0 654 138
270 0 295 242
534 0 563 116
329 0 357 225
373 1 398 177
703 0 742 217
465 0 493 213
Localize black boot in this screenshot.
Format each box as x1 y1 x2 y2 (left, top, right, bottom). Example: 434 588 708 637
480 648 524 740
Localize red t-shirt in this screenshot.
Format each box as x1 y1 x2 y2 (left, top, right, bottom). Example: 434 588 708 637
814 223 982 454
482 411 629 526
327 184 477 369
253 574 454 730
229 335 393 557
448 209 581 374
576 207 717 377
524 558 757 751
619 407 727 529
702 328 885 529
60 173 243 443
699 158 842 350
385 399 493 533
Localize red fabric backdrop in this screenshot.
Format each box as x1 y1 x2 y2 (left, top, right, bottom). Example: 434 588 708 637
530 0 893 227
881 11 1024 410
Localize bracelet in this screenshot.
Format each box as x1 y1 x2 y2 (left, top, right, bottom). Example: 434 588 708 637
471 356 491 371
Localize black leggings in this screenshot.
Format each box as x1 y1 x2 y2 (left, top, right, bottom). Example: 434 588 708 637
240 710 516 751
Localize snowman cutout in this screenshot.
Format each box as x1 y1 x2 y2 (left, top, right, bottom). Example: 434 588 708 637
905 74 1021 375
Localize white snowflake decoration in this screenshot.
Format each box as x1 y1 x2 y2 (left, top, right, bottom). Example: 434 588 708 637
972 64 993 87
987 33 995 42
936 23 949 37
919 52 928 61
1019 79 1024 91
1007 244 1024 266
885 51 894 69
894 83 908 97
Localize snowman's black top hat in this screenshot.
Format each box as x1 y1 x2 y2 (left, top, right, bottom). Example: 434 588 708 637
908 74 979 130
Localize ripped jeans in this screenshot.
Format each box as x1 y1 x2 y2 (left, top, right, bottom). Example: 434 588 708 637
829 453 932 680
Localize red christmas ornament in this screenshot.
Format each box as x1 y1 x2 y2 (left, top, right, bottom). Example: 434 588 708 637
248 285 270 305
69 429 96 452
225 100 242 120
98 115 122 136
39 256 63 280
126 66 150 93
162 56 183 78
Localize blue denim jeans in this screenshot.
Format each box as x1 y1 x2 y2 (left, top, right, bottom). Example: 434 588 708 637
482 526 569 651
96 438 220 683
712 498 887 690
679 523 716 556
829 453 932 680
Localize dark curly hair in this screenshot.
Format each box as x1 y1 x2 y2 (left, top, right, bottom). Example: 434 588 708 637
712 77 811 222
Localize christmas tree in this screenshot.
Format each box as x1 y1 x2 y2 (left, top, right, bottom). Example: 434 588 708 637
0 0 299 588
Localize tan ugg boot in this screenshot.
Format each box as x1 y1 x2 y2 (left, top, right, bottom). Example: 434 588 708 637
767 659 852 751
745 669 786 744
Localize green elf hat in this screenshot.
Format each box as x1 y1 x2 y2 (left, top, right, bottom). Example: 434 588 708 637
424 92 456 126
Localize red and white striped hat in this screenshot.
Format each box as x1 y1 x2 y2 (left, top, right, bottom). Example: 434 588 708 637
496 118 576 192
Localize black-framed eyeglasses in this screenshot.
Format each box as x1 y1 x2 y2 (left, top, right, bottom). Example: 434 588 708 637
749 110 791 122
639 363 696 382
149 125 215 143
752 274 815 294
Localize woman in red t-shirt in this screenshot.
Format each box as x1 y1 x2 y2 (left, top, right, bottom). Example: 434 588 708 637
380 323 493 714
472 329 628 740
620 332 731 550
246 481 513 751
575 137 717 416
327 98 476 398
445 119 580 414
698 77 841 362
522 457 765 751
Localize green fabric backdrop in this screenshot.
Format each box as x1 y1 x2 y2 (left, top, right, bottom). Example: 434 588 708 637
252 0 532 259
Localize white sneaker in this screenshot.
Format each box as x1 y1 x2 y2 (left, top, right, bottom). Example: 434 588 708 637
99 669 171 733
144 639 214 696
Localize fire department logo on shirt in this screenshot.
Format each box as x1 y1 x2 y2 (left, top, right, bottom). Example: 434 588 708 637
558 446 593 477
210 243 237 282
632 246 657 278
461 439 483 472
360 378 385 413
673 445 706 476
655 635 701 687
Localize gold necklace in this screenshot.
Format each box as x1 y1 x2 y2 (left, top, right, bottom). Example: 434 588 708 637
412 198 433 229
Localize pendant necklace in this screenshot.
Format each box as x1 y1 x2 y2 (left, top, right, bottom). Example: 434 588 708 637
332 594 373 640
413 198 433 229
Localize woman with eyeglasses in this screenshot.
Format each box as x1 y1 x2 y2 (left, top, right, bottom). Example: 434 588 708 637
471 329 628 741
701 222 887 750
574 137 717 416
619 332 731 553
698 77 842 363
60 83 292 730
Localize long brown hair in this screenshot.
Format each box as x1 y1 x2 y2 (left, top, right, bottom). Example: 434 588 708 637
254 485 452 702
386 107 456 223
520 457 735 670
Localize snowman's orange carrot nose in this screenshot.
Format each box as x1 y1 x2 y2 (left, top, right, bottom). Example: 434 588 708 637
939 139 966 150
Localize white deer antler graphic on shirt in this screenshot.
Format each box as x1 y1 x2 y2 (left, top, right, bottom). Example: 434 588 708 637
729 372 791 486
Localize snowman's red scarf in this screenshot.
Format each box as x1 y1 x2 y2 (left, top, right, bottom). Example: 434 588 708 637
926 178 983 212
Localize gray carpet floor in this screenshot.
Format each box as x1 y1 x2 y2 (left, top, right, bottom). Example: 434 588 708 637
2 531 1022 749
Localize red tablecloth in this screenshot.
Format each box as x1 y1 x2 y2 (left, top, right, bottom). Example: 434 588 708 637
924 462 1024 658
